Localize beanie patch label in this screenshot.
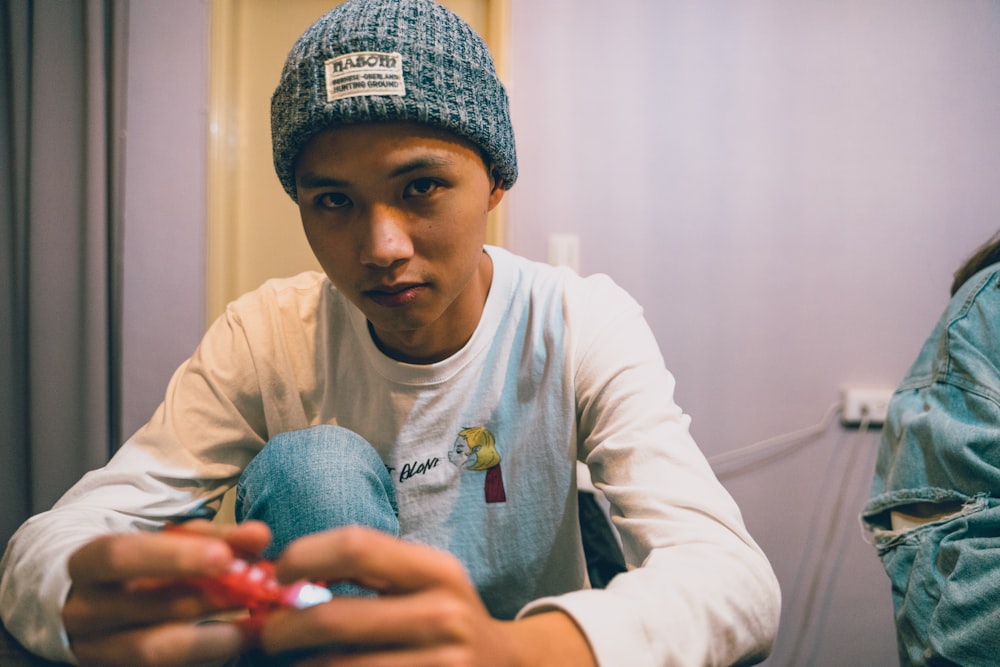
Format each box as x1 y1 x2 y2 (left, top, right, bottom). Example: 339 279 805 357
325 51 405 102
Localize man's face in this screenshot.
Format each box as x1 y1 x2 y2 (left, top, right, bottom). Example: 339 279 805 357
295 121 505 364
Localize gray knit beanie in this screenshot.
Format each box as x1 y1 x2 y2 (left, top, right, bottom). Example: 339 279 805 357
271 0 517 201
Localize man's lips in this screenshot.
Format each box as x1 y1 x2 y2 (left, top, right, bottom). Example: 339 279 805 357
363 283 428 308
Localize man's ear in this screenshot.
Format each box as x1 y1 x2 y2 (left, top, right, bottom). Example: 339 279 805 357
487 167 506 210
488 178 506 211
490 167 505 191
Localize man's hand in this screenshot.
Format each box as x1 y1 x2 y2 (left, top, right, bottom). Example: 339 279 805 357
63 520 271 667
259 526 597 667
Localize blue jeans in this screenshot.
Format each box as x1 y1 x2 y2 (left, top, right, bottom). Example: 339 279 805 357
235 425 399 560
233 426 397 664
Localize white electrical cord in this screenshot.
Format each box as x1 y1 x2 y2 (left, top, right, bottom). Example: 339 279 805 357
703 398 882 663
787 414 875 665
708 400 844 477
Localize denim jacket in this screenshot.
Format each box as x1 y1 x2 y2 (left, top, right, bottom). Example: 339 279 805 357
863 263 1000 667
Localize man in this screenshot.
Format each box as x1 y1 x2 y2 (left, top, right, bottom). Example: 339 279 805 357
0 1 780 665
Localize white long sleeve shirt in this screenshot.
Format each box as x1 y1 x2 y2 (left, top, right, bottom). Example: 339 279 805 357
0 246 780 665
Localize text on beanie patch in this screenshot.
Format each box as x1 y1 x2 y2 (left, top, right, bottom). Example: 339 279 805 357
325 51 406 102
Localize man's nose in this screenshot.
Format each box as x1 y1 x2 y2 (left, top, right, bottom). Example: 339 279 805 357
359 205 414 268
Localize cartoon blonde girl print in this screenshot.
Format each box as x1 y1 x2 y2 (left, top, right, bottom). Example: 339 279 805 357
451 426 506 503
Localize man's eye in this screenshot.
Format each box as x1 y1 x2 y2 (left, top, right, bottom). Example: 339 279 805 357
317 192 351 209
405 178 440 197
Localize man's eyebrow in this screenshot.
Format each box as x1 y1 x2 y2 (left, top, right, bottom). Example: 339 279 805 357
388 154 455 178
297 173 349 190
297 154 457 190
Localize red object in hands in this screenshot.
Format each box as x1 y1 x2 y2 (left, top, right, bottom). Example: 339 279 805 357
163 524 332 614
193 557 282 610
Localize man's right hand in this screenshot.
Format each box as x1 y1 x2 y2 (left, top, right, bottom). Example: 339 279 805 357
62 520 271 667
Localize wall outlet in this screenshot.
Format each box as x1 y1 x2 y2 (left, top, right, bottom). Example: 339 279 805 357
548 233 581 273
840 386 895 427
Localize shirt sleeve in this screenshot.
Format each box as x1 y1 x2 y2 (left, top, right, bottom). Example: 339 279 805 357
0 303 269 663
866 396 1000 667
519 275 781 666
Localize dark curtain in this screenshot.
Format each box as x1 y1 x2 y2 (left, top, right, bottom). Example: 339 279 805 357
0 0 128 547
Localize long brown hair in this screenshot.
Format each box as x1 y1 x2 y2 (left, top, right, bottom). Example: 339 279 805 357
952 231 1000 296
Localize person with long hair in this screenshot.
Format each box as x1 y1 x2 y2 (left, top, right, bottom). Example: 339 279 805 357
864 230 1000 667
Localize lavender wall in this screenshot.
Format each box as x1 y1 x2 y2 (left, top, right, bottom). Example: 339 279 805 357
121 0 210 440
506 1 1000 664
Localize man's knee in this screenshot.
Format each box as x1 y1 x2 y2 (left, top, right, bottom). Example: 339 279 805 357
235 425 399 556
